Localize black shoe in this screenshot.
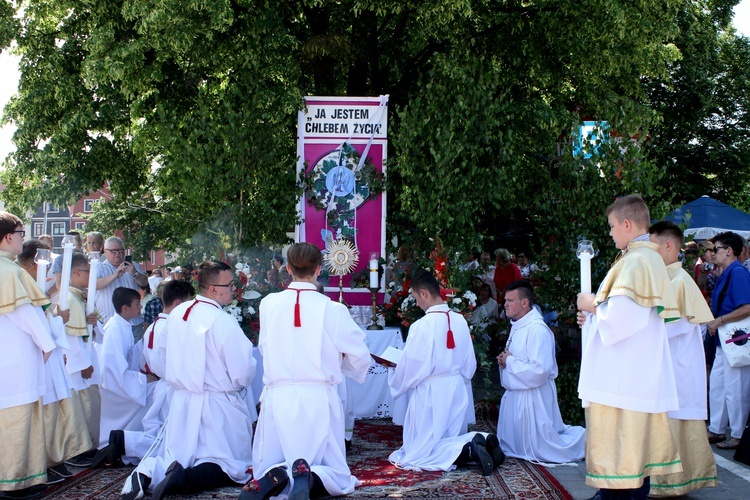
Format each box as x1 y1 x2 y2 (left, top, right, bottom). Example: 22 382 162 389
65 449 97 468
288 459 312 500
152 461 186 500
90 430 126 469
484 434 505 468
0 485 46 499
468 434 494 476
240 466 289 500
50 463 74 478
46 467 67 485
121 471 151 500
345 439 352 453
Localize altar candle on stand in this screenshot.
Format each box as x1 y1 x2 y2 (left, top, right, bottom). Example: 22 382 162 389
34 249 51 289
369 253 379 289
57 235 77 310
576 240 595 294
86 252 101 336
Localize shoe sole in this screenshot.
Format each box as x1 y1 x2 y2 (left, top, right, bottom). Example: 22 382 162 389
152 461 183 500
471 435 494 476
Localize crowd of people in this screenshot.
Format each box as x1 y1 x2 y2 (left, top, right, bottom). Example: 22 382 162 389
2 193 742 499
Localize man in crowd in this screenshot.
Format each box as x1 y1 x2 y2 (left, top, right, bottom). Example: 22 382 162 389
96 236 146 341
127 261 257 500
51 231 84 303
705 231 750 450
0 212 57 499
388 269 501 476
497 280 585 463
493 248 522 303
649 221 717 495
577 195 681 499
246 243 370 499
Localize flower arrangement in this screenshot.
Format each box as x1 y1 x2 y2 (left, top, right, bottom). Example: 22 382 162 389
212 248 284 344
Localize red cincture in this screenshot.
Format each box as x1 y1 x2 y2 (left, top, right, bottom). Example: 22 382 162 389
428 310 455 349
147 315 165 349
182 298 219 321
287 288 317 327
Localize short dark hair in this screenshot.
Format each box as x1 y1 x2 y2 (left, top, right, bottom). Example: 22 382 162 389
713 231 744 257
505 280 535 305
649 220 684 246
197 260 232 289
71 252 90 270
477 283 492 296
286 243 323 278
162 280 195 308
605 194 650 229
18 239 52 266
113 287 140 314
410 269 441 297
0 211 23 241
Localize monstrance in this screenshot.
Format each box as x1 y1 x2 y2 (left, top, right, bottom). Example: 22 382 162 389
324 238 360 304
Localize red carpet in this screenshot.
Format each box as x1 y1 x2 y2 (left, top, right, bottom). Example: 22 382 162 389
44 404 572 499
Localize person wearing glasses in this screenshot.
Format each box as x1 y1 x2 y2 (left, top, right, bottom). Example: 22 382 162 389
96 236 147 342
0 211 58 498
123 260 257 500
705 232 750 450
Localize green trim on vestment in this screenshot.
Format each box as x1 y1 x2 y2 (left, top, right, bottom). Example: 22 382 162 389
586 459 682 480
0 470 47 484
649 476 718 489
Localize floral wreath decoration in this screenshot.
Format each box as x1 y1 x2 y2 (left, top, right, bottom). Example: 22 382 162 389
302 142 385 233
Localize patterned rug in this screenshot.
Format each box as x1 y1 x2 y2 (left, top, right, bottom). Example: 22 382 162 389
44 404 571 499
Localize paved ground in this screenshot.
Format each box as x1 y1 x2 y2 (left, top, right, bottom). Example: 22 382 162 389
546 440 750 499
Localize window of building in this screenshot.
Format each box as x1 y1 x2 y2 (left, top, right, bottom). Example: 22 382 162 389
46 203 59 213
34 223 43 236
151 251 156 265
75 222 86 230
51 222 65 236
83 199 97 212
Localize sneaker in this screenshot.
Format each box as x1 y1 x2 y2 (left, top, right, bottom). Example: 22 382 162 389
45 468 67 485
49 463 74 478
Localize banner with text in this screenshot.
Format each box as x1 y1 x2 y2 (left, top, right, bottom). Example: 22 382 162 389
296 95 389 304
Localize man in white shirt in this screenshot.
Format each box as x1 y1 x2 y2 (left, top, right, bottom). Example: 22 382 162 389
388 269 501 476
96 237 146 341
497 280 584 463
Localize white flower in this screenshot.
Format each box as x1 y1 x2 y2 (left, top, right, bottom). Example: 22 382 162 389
235 263 243 270
245 305 256 315
452 297 462 304
463 291 477 307
223 303 242 324
242 265 250 275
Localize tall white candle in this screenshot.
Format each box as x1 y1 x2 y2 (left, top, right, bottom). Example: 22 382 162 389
35 260 49 289
579 254 592 294
57 235 76 310
86 252 100 336
369 257 379 289
576 239 595 294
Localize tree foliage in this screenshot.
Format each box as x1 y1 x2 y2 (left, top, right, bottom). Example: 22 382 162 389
0 0 747 281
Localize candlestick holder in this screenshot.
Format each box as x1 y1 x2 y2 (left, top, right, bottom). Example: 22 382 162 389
366 286 382 330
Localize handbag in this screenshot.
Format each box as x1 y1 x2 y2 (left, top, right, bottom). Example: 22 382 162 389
715 266 750 368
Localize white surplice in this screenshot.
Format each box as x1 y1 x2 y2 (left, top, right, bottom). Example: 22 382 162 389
137 295 257 487
253 282 370 496
43 314 72 405
498 307 584 463
579 295 679 413
388 304 478 471
99 313 153 463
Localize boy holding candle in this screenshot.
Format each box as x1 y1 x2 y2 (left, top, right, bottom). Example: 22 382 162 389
576 195 682 499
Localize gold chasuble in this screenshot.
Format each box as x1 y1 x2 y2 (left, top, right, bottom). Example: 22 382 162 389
594 241 680 321
665 262 713 324
0 249 50 314
58 287 90 338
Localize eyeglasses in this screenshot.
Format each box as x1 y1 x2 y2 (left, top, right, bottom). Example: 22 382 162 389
212 282 237 289
714 245 730 252
105 248 125 254
13 230 25 237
